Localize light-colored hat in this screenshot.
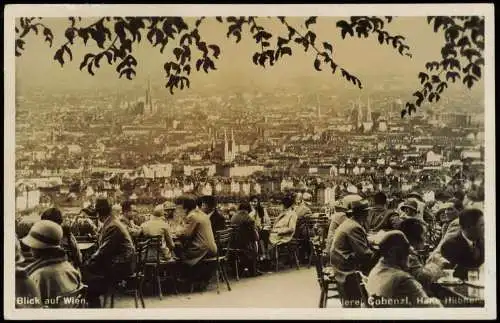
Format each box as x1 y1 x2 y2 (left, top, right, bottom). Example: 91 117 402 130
163 201 176 210
153 205 165 217
303 192 312 201
335 194 363 211
401 200 418 212
21 220 63 250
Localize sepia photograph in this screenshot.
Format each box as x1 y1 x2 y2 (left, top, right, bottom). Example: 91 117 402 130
4 3 496 320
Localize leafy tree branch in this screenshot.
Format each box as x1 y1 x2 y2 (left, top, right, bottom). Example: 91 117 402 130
403 15 484 117
14 16 485 117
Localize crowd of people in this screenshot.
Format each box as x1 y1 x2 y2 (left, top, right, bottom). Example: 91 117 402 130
14 191 317 308
324 183 485 307
14 171 485 309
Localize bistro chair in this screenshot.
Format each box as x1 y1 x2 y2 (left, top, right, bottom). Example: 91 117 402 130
199 227 233 294
226 224 258 280
341 271 370 308
310 237 340 308
269 217 301 272
307 216 331 268
144 235 179 299
102 238 149 308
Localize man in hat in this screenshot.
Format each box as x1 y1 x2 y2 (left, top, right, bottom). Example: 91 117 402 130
82 197 136 308
140 204 176 262
366 191 400 232
440 208 484 280
400 200 419 218
163 201 184 234
325 194 361 261
366 230 442 307
330 199 375 301
406 191 428 220
22 220 82 307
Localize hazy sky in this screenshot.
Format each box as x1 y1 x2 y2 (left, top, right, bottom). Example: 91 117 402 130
15 16 482 97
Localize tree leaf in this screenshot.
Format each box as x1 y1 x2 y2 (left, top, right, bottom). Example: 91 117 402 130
418 72 429 84
377 31 384 44
252 52 260 65
53 48 64 67
104 51 113 65
94 52 103 68
87 62 94 76
196 58 203 71
173 47 183 60
305 16 317 29
280 47 292 56
336 20 354 39
471 64 481 78
413 91 424 107
446 71 460 82
278 37 289 47
323 41 333 53
314 58 321 71
208 44 220 58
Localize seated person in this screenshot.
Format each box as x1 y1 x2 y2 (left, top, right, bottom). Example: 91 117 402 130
292 192 313 262
176 195 218 267
366 191 400 232
249 195 271 261
41 207 83 269
140 205 176 263
82 197 136 308
326 194 362 262
330 200 375 303
175 195 218 290
230 202 259 276
119 200 142 238
440 208 484 280
21 220 83 308
15 238 41 308
72 208 98 237
397 200 420 226
399 218 443 290
366 230 442 308
269 195 298 248
198 195 227 233
16 217 37 263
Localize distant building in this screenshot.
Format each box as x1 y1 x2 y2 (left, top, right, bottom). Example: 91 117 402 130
216 164 264 177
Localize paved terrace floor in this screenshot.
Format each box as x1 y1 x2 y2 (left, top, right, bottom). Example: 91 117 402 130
111 266 342 308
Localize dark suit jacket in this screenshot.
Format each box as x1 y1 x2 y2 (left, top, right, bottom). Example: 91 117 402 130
330 218 374 273
86 216 136 277
210 209 227 233
440 232 484 280
179 208 218 266
230 211 258 252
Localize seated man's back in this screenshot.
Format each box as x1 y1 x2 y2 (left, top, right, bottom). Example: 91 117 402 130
366 259 441 307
